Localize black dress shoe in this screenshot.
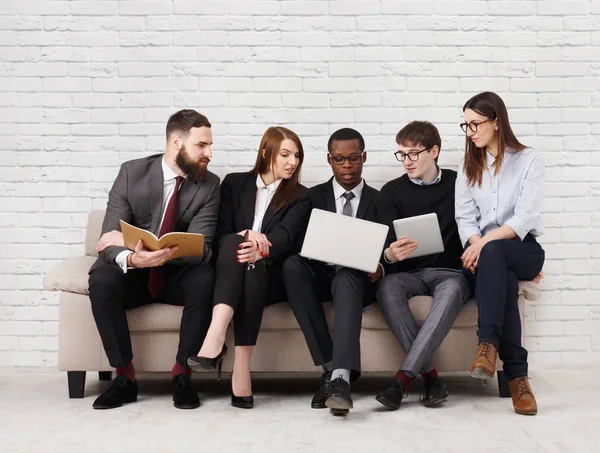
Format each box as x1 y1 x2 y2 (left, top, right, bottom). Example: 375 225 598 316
231 394 254 409
375 379 407 411
172 374 200 409
187 344 228 379
92 375 138 410
325 377 353 415
311 370 332 409
421 376 448 407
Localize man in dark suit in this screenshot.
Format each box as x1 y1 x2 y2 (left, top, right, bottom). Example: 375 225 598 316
282 128 382 416
88 110 220 410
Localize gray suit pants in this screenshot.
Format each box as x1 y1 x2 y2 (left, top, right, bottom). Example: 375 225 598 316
377 268 471 376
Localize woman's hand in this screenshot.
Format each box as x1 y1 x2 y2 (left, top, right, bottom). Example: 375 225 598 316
461 239 485 273
532 270 544 284
238 230 271 257
237 241 262 264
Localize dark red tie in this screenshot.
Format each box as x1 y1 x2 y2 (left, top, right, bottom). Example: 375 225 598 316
148 176 183 299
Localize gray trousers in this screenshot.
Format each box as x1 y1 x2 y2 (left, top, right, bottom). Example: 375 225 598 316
377 268 471 376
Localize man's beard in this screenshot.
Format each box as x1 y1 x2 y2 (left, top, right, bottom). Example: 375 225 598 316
175 144 209 182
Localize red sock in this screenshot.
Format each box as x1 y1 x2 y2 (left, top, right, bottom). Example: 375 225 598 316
172 362 192 379
116 362 135 382
421 368 439 380
394 370 414 389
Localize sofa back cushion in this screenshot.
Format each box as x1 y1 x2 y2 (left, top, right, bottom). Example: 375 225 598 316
85 210 106 257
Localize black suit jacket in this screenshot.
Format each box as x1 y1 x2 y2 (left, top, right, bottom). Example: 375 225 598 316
297 178 380 247
90 154 220 273
214 172 309 266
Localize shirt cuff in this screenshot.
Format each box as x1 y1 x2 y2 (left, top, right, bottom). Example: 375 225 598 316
504 217 528 241
115 250 134 273
459 227 482 247
383 248 395 264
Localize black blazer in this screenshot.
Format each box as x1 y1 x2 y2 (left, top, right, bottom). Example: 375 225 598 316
214 172 310 266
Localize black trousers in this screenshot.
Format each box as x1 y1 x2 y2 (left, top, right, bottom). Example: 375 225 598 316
213 234 284 346
282 255 375 379
88 262 215 368
463 235 544 380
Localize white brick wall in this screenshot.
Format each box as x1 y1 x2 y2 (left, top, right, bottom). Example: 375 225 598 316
1 0 599 368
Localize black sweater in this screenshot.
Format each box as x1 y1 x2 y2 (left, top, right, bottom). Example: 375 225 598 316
378 169 463 274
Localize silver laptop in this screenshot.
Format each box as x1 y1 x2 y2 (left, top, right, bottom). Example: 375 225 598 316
300 208 389 273
392 213 445 259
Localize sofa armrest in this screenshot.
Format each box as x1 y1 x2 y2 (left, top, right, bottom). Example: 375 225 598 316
518 281 540 301
44 256 96 295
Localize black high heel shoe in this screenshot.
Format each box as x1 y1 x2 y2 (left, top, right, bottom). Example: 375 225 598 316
187 344 228 379
231 394 254 409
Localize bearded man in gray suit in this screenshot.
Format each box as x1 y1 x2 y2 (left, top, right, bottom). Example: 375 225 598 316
88 109 220 410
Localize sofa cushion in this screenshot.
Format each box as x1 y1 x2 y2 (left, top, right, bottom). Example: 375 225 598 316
44 256 96 295
85 210 105 258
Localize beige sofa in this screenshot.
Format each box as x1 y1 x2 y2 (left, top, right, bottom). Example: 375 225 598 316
44 210 540 399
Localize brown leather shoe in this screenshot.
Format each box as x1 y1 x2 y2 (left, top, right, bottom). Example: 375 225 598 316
509 377 537 415
471 342 497 379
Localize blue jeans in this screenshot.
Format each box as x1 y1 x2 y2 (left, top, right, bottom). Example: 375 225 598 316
463 235 544 380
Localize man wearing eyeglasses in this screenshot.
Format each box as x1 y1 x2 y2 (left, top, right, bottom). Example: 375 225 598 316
374 121 471 411
283 128 382 416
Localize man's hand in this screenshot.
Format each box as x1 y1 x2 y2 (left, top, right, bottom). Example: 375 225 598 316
96 230 125 252
366 264 383 283
130 239 177 268
386 237 418 263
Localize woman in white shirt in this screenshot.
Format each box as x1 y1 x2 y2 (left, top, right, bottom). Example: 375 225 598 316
455 92 545 416
187 127 309 408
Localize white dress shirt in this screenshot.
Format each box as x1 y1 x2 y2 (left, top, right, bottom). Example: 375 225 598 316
455 147 544 246
115 157 186 273
252 175 282 232
332 178 364 216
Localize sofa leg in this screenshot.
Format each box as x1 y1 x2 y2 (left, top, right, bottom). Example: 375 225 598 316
67 371 86 399
99 371 112 381
497 371 511 398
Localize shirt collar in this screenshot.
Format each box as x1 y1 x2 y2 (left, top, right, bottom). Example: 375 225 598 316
409 167 442 186
256 174 282 192
332 178 365 201
161 156 186 182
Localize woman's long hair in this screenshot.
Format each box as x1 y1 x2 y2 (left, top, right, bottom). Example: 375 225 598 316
250 126 304 212
463 92 526 187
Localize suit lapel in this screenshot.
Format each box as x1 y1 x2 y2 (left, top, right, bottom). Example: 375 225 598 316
260 198 278 232
323 178 336 213
240 174 257 229
356 183 373 220
176 177 200 223
148 158 164 235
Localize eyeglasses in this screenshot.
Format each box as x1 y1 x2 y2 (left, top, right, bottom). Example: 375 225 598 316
328 153 364 165
394 147 431 162
459 119 494 133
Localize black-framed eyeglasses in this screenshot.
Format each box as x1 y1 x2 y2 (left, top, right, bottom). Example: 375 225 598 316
394 147 431 162
460 119 494 133
328 153 364 165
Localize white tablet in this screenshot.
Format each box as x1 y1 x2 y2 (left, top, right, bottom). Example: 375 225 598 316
300 209 389 273
392 213 445 259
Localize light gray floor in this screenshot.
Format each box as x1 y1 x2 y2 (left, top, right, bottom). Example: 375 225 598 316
0 369 598 453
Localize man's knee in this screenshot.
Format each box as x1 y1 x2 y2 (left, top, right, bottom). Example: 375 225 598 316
377 274 409 306
180 263 215 295
89 264 123 298
282 255 310 279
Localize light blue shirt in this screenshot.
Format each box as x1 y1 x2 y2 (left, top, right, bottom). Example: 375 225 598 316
409 166 442 186
455 147 544 245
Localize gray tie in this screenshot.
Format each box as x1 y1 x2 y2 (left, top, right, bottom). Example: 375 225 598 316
341 191 355 217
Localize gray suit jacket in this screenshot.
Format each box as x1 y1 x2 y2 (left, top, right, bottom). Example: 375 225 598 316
89 153 220 273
